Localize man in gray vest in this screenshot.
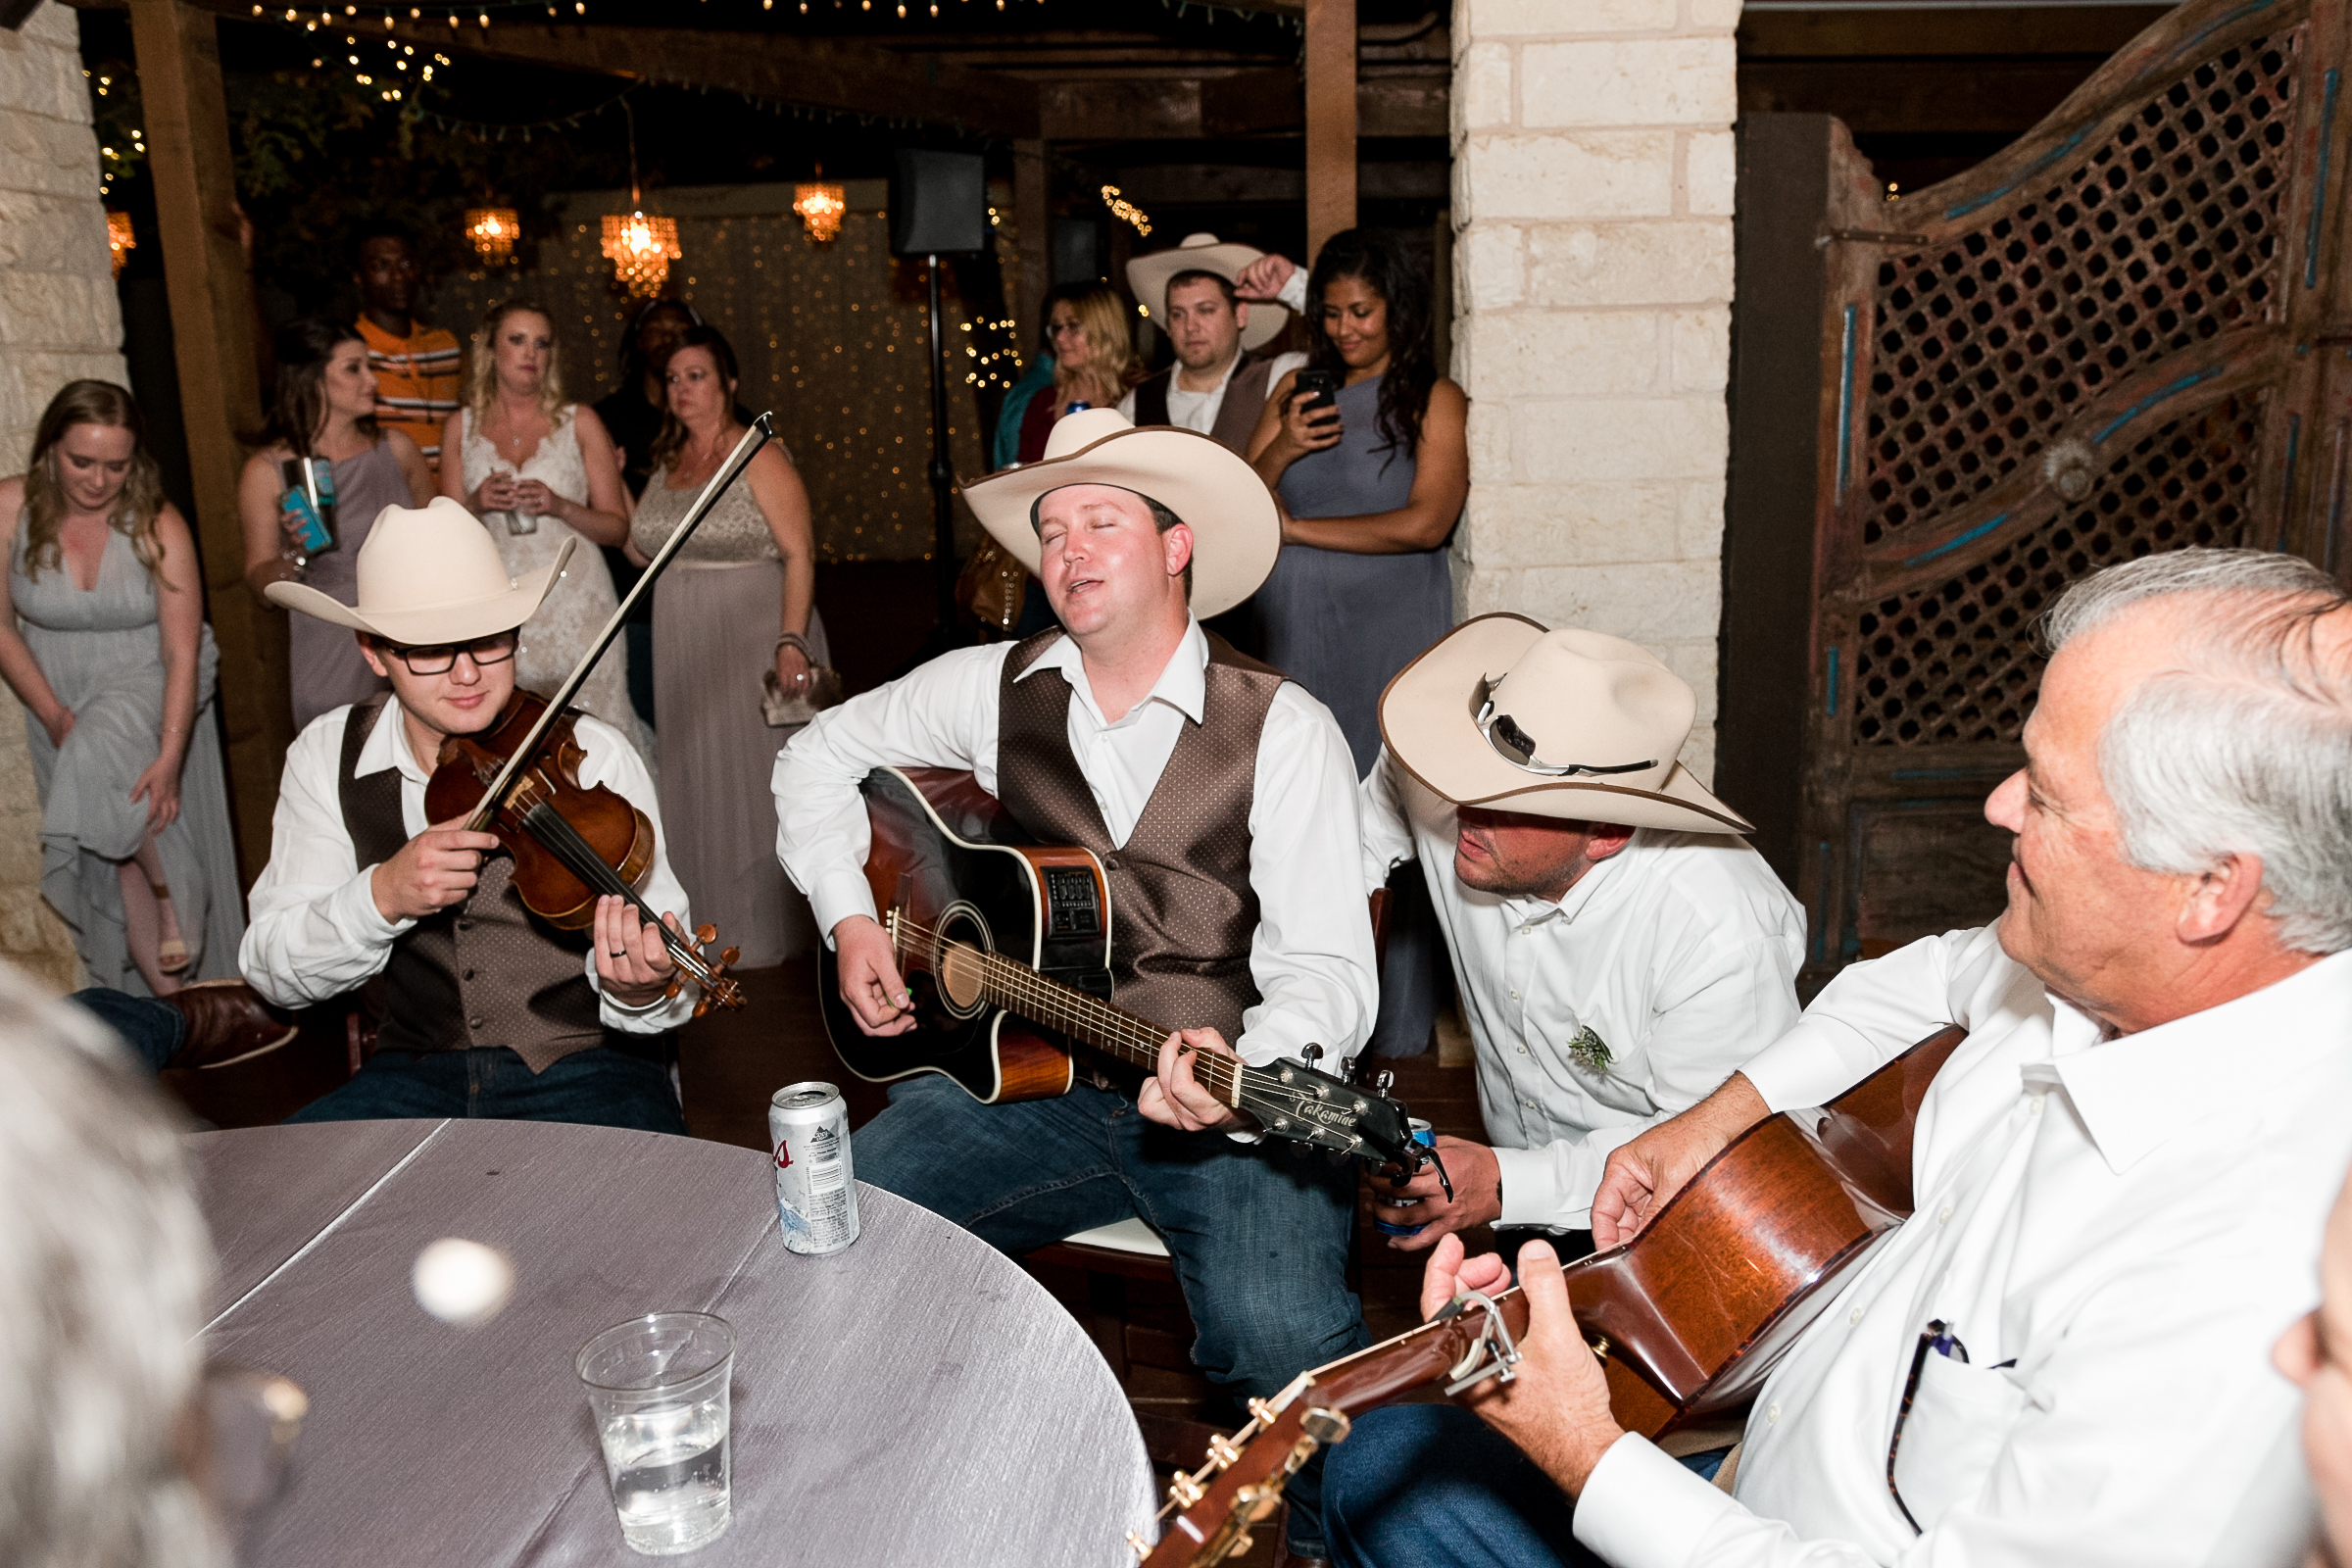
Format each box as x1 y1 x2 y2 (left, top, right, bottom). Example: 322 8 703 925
776 407 1376 1557
240 498 701 1129
1120 232 1291 453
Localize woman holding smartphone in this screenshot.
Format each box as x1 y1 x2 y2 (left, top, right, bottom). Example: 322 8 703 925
1244 228 1468 776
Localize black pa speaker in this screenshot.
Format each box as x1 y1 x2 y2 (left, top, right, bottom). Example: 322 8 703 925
889 150 989 257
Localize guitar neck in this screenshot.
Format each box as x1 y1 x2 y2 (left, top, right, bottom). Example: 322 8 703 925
887 917 1244 1103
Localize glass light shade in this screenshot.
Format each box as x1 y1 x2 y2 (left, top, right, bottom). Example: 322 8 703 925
792 182 846 244
465 206 519 266
601 210 682 298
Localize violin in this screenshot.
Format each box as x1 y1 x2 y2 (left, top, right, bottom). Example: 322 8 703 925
424 689 745 1014
412 414 779 1016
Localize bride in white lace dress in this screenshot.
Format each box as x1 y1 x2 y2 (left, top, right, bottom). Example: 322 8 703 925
441 299 651 759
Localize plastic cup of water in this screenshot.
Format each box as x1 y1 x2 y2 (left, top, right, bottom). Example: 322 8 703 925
575 1312 735 1556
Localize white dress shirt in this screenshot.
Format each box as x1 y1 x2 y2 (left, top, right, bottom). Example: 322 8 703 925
1361 751 1805 1227
771 617 1378 1068
239 700 696 1032
1116 350 1246 436
1574 925 2352 1568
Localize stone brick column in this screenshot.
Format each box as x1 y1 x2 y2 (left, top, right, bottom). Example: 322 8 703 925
1449 0 1739 779
0 2 128 992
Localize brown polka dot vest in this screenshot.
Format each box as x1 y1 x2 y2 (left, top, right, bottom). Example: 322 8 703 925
339 696 607 1072
995 629 1284 1043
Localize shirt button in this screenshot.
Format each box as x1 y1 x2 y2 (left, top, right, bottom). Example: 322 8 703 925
1937 1205 1954 1225
1517 924 1533 936
1509 989 1521 1003
1522 1097 1537 1110
467 1016 485 1030
1848 1306 1864 1325
1516 1045 1530 1055
1766 1402 1781 1425
2030 1097 2045 1117
463 968 475 981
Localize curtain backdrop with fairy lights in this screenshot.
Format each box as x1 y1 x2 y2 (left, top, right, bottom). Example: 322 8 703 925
432 182 1009 564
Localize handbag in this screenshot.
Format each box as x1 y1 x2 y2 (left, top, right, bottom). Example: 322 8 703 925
956 533 1028 638
761 632 845 727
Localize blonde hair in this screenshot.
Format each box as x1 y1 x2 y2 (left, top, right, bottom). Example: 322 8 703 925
21 381 166 582
466 299 571 432
1054 283 1139 399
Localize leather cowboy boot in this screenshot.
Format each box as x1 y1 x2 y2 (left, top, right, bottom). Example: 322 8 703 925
163 980 299 1069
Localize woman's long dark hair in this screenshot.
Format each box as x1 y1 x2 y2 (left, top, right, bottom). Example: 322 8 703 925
1303 228 1437 459
259 317 376 458
647 324 741 475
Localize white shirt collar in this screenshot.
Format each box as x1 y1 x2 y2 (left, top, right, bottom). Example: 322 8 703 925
1014 616 1208 728
2046 947 2352 1174
353 697 433 785
1171 350 1246 400
1496 828 1648 928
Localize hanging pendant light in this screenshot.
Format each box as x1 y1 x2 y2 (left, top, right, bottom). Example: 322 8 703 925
106 211 136 278
600 100 680 298
792 162 846 245
464 206 519 266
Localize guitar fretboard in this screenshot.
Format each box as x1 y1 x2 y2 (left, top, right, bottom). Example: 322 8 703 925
888 913 1242 1102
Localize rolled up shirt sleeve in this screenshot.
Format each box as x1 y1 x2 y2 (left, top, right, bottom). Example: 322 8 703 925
1740 925 2001 1114
1233 686 1379 1070
772 644 1010 947
239 718 414 1007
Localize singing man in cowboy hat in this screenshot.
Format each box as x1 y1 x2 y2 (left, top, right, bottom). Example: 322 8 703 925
1357 615 1804 1263
774 409 1377 1543
1120 233 1292 452
238 497 701 1130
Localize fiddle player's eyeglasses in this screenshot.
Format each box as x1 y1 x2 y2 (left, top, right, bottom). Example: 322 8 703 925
385 631 519 675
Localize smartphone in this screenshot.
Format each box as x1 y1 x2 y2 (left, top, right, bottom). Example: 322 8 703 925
1294 368 1341 416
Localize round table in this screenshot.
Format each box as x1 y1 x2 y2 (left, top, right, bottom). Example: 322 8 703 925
193 1118 1158 1566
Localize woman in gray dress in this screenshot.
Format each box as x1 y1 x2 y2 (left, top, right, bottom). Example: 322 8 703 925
1246 231 1470 1058
239 318 434 730
1245 228 1470 776
0 382 243 995
626 326 830 968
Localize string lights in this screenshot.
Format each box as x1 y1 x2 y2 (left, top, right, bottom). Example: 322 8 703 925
1099 184 1152 238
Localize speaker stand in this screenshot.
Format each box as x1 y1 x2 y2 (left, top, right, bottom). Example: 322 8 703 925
923 252 959 637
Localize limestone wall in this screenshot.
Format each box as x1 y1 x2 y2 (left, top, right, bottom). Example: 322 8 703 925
1448 0 1739 780
0 1 124 992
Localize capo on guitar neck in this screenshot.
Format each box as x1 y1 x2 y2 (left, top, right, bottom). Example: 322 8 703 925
1436 1288 1524 1396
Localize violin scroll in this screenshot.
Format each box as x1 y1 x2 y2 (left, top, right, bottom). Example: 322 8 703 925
666 920 748 1015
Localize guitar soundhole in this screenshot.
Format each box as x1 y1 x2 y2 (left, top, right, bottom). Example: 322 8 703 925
929 902 994 1018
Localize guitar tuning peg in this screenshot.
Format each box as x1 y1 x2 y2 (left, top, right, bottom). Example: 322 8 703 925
1373 1068 1396 1096
1301 1044 1323 1069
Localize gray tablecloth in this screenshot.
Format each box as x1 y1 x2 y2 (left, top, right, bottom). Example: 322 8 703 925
193 1119 1157 1566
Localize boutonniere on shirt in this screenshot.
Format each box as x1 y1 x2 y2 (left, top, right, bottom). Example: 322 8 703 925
1567 1025 1612 1076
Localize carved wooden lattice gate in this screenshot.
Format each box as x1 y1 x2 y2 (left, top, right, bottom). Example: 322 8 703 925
1785 0 2352 985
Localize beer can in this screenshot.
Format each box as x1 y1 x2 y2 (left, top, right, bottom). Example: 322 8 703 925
1374 1118 1438 1238
769 1081 858 1255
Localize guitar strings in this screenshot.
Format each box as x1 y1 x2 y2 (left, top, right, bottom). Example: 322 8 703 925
885 913 1249 1100
884 912 1371 1127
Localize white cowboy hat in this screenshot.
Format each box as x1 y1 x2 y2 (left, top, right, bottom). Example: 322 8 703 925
959 407 1278 620
1379 614 1752 835
265 496 574 646
1126 232 1290 353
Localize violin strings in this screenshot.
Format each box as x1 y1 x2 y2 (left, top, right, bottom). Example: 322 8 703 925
521 803 717 986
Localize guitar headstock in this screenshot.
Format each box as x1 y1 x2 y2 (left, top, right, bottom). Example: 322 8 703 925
1232 1054 1416 1163
1135 1396 1351 1568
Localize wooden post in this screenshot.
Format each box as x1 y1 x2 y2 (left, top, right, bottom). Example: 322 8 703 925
1012 137 1051 359
1304 0 1357 259
129 0 286 886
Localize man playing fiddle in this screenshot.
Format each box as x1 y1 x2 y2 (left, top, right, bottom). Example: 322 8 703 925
1321 547 2352 1568
240 498 700 1130
774 408 1378 1560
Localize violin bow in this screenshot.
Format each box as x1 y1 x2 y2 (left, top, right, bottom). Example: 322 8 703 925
463 413 775 833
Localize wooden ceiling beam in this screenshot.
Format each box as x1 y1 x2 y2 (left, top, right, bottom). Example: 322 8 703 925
1740 58 2095 135
173 1 1040 135
1042 70 1444 141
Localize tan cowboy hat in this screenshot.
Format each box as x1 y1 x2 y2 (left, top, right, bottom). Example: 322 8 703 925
959 407 1278 619
1380 614 1752 835
1126 232 1290 353
265 496 574 646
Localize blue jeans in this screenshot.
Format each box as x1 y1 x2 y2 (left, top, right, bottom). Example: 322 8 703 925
285 1045 686 1134
68 988 182 1073
857 1073 1370 1553
1324 1403 1728 1568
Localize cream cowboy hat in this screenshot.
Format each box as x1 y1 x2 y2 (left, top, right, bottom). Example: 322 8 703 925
959 407 1279 619
265 496 574 646
1379 614 1753 835
1126 232 1290 353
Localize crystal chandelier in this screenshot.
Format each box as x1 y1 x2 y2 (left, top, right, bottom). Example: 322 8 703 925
106 211 135 278
600 101 680 299
793 165 845 245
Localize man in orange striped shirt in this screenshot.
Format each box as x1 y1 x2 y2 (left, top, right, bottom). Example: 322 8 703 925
352 224 462 471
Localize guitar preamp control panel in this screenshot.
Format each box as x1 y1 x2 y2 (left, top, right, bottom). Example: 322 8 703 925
1045 866 1102 936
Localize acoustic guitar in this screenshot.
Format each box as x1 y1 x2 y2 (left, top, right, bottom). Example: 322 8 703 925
1127 1024 1969 1567
816 766 1423 1166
